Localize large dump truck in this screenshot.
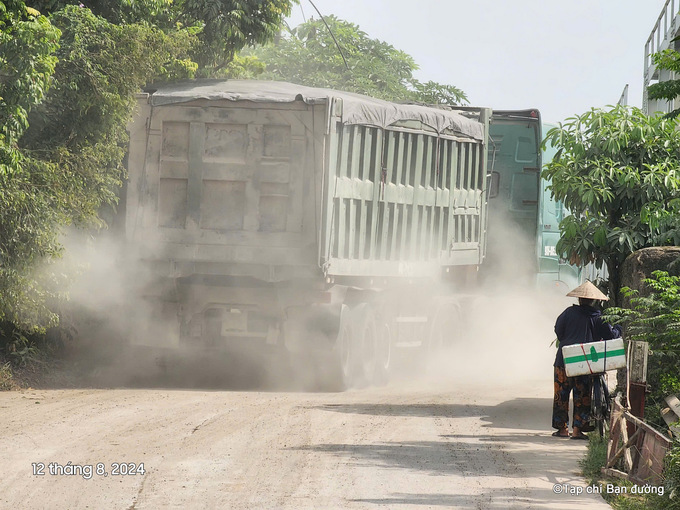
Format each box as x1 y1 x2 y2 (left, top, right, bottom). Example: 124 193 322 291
124 80 491 387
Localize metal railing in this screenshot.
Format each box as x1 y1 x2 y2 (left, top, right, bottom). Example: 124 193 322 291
645 0 678 75
644 0 680 113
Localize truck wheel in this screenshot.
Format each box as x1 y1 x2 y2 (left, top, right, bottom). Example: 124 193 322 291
352 303 378 386
337 317 354 388
428 302 462 354
374 319 392 385
327 304 356 390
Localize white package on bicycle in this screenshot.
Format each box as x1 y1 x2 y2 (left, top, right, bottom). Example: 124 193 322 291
563 337 626 377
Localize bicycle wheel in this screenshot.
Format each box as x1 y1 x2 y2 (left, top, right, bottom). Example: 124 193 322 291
591 374 611 437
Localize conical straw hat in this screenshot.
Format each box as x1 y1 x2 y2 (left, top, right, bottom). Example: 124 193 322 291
566 281 609 301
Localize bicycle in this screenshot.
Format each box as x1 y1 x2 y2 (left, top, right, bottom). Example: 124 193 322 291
590 371 611 437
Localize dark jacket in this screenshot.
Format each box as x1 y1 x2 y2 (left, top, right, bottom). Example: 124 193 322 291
554 304 622 367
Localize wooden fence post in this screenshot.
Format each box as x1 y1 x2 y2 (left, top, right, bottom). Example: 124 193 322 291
628 341 649 420
603 398 673 484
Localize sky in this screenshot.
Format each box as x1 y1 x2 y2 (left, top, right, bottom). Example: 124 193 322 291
286 0 666 124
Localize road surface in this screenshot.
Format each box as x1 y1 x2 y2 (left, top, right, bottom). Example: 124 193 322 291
1 376 611 509
0 291 614 508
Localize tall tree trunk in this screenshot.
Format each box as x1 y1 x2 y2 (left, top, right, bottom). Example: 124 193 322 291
607 260 621 307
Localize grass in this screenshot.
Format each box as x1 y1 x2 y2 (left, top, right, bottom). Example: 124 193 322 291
580 432 608 483
0 362 18 391
0 351 79 390
580 431 676 510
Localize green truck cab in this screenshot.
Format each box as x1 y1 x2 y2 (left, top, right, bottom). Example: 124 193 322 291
484 112 581 290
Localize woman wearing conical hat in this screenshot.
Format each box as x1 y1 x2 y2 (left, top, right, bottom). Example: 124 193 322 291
551 281 622 440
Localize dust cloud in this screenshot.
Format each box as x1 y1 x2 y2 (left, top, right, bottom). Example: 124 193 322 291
53 229 168 387
54 229 299 390
418 289 567 390
52 194 575 394
387 208 572 393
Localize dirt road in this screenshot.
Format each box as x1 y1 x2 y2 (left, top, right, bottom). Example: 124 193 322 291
1 374 611 509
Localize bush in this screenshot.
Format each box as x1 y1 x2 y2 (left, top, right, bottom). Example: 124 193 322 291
603 271 680 508
2 5 195 340
0 362 16 391
666 440 680 508
605 271 680 429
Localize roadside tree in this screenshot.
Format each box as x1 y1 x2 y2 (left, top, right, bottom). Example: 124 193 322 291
29 0 296 75
542 105 680 304
246 16 468 105
0 1 61 334
0 1 296 356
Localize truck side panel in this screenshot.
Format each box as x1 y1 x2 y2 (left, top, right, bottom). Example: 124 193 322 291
322 109 489 278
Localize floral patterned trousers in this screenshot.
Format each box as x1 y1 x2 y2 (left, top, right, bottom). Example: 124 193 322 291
552 366 592 430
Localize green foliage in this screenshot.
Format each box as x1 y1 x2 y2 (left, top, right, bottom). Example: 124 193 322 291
541 106 680 301
179 0 295 73
0 0 60 146
580 432 608 483
0 1 62 332
1 323 40 366
1 0 294 350
410 80 468 107
245 16 468 105
605 271 680 430
580 432 677 509
21 6 195 226
29 0 176 25
217 52 266 79
30 0 295 75
1 5 195 337
666 440 680 507
605 273 680 508
0 362 15 390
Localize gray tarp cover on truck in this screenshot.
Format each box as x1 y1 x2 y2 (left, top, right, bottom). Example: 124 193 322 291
147 79 484 141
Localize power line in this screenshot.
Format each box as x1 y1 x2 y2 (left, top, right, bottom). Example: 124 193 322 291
307 0 349 71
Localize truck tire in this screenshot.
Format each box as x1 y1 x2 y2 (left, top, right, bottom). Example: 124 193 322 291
352 303 378 387
374 319 392 385
428 301 462 354
329 303 377 390
326 304 356 391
